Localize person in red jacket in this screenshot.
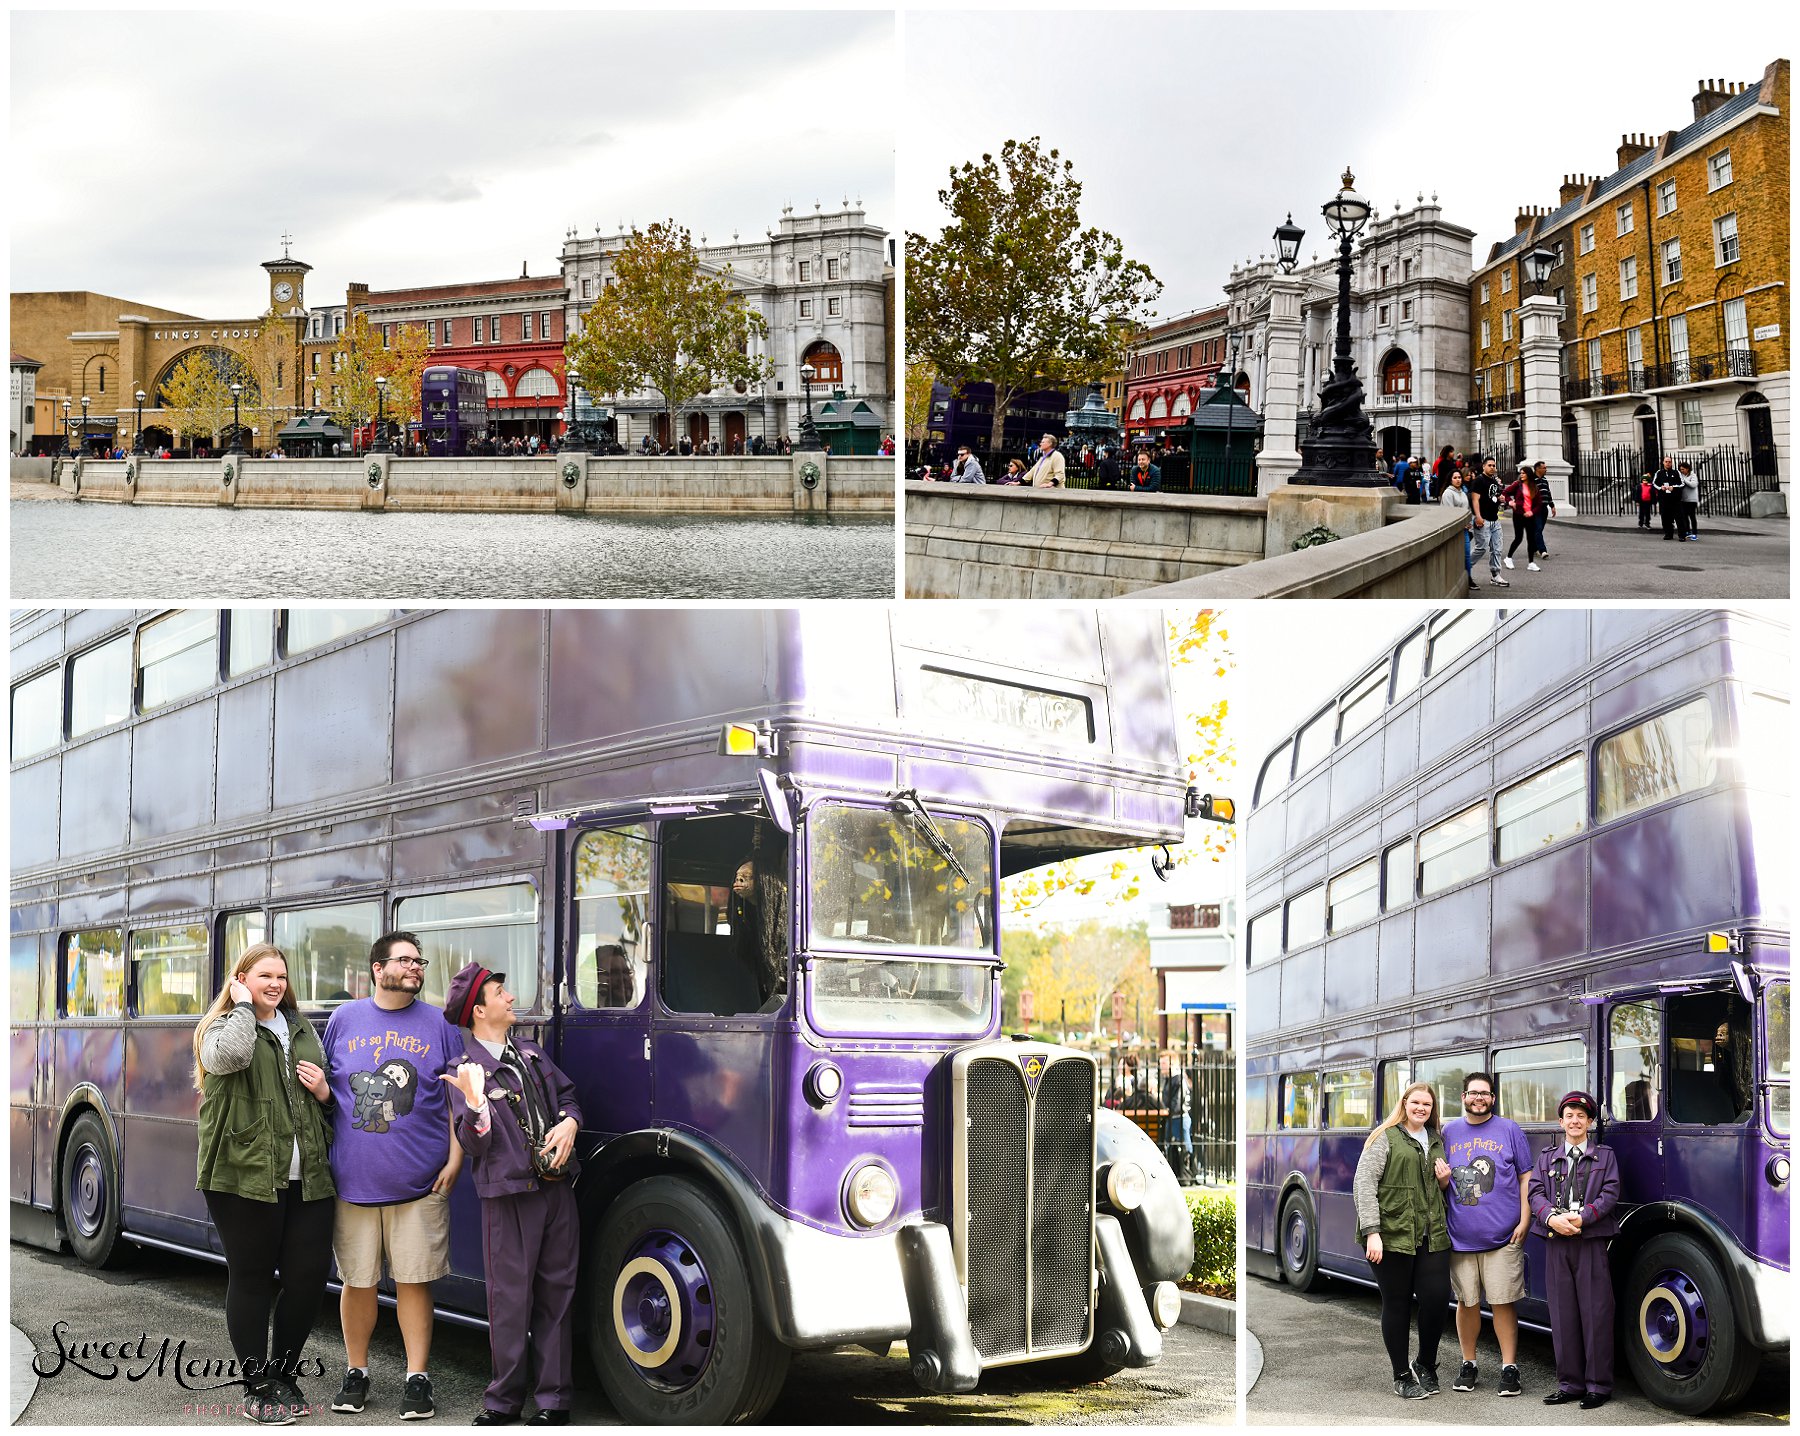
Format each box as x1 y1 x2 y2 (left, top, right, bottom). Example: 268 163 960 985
1527 1092 1620 1410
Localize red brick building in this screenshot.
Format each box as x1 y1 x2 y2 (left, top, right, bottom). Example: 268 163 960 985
1123 303 1231 441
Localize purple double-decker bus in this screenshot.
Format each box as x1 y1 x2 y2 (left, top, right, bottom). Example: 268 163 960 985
421 365 490 455
1242 606 1789 1414
10 607 1196 1422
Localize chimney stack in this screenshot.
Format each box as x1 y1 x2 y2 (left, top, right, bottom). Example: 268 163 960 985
1558 173 1592 206
1692 77 1737 121
1617 132 1655 167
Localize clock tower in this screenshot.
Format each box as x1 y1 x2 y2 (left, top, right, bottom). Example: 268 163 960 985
263 232 312 317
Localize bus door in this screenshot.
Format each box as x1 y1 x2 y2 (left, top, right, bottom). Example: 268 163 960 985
649 811 790 1190
1660 986 1756 1235
1604 997 1666 1204
562 824 657 1138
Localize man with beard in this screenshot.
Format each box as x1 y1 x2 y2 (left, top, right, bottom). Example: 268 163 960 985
323 932 463 1420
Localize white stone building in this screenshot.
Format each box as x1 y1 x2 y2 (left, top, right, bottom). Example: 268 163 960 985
559 203 891 449
1224 196 1475 466
1147 866 1236 1055
11 352 43 454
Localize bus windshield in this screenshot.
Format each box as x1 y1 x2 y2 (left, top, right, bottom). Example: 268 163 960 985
806 800 993 951
1767 981 1790 1136
809 956 994 1036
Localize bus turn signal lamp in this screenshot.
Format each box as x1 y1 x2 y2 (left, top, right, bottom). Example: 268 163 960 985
1185 789 1235 824
720 722 778 758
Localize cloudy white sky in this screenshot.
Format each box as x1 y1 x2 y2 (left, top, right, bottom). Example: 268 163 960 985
905 10 1778 315
10 10 895 319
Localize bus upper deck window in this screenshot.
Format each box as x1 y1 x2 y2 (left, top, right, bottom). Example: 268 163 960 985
1596 697 1717 824
10 667 61 760
69 635 131 738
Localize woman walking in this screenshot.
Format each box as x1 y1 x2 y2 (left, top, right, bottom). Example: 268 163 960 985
1501 464 1538 570
1354 1081 1453 1399
194 945 337 1424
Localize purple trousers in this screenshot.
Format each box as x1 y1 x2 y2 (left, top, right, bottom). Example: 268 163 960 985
1544 1235 1614 1395
481 1183 579 1414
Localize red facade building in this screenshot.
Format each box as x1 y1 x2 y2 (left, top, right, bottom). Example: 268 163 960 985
1123 303 1231 441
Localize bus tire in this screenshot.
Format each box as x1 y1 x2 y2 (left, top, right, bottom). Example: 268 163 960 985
60 1111 127 1268
587 1175 790 1424
1277 1190 1321 1292
1622 1231 1760 1415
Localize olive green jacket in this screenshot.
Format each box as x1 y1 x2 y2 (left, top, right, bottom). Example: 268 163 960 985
195 1005 336 1203
1353 1124 1450 1255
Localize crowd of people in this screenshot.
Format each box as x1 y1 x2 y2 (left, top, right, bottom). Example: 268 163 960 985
1352 1077 1620 1407
193 934 582 1425
916 433 1172 493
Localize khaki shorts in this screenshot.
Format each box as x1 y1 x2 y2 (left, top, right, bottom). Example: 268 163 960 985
1449 1241 1526 1307
333 1191 450 1287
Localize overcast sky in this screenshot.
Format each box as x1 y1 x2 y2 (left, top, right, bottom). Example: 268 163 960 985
905 10 1778 316
10 10 894 319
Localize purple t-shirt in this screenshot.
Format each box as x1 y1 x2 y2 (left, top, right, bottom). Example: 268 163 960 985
322 997 461 1205
1441 1113 1535 1252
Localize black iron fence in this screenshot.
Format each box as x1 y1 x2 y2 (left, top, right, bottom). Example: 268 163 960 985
1571 443 1778 517
1099 1046 1236 1187
1642 349 1756 390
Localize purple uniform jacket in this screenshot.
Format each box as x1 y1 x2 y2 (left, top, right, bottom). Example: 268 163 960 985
1527 1141 1621 1241
447 1035 584 1199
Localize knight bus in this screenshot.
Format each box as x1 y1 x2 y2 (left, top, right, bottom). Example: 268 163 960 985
420 366 490 455
9 607 1198 1423
1242 606 1789 1415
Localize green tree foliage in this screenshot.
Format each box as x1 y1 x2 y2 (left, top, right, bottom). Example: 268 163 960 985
563 221 773 446
323 313 432 443
157 348 245 449
904 356 936 465
907 137 1162 455
230 309 301 449
999 919 1154 1044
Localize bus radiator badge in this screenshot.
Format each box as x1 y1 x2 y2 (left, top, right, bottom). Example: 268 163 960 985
1021 1053 1047 1099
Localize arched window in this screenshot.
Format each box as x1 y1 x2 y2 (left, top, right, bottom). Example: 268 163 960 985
516 368 559 398
1128 397 1147 421
98 364 106 394
1381 350 1413 396
802 340 842 385
1149 396 1168 420
1171 393 1192 418
484 370 509 400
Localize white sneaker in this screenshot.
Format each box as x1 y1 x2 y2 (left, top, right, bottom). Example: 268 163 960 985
1528 562 1541 571
1503 557 1515 569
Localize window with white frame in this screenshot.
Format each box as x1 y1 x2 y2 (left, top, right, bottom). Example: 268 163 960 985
1553 240 1565 266
1593 407 1610 445
1285 883 1326 949
1418 803 1488 896
827 297 842 317
382 324 392 349
1669 314 1690 378
1587 337 1602 380
472 317 483 344
541 311 553 338
1626 327 1644 386
1708 148 1732 190
425 325 435 348
1496 753 1585 862
1500 269 1512 293
1502 309 1513 340
1724 297 1749 354
799 299 813 319
1616 198 1634 236
1619 255 1638 300
1657 178 1678 215
1581 273 1598 312
1579 222 1595 255
581 278 592 299
826 258 840 280
1328 858 1380 933
1714 212 1739 266
1479 280 1489 304
1481 319 1491 348
1662 237 1682 284
1680 398 1705 446
522 313 534 342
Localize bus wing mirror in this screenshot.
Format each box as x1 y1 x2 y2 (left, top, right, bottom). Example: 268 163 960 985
758 768 794 835
1729 958 1756 1005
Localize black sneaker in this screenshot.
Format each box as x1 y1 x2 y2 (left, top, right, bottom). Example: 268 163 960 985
1414 1362 1440 1396
1498 1364 1523 1397
1453 1360 1478 1392
1394 1373 1429 1400
244 1386 297 1426
271 1379 311 1418
331 1369 370 1414
402 1374 436 1421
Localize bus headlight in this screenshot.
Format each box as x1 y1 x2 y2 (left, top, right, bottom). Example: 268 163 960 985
844 1162 898 1227
1150 1280 1183 1330
804 1060 843 1107
1104 1161 1147 1213
1770 1156 1790 1186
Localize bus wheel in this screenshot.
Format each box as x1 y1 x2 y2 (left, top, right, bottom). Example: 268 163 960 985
1622 1232 1760 1415
60 1112 126 1268
587 1176 791 1424
1278 1191 1320 1291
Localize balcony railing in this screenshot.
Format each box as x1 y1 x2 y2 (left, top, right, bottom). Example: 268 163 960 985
1476 392 1520 414
1562 369 1649 402
1374 390 1413 405
1644 348 1756 390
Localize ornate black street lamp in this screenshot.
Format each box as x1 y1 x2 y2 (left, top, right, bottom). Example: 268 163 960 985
228 382 245 455
1291 168 1384 487
61 399 72 455
561 374 586 453
79 395 91 456
1525 242 1557 296
373 376 389 452
1274 213 1305 275
796 361 824 452
132 389 147 455
1221 331 1245 481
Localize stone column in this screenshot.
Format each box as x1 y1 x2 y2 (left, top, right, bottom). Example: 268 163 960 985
1257 277 1306 492
1518 292 1574 510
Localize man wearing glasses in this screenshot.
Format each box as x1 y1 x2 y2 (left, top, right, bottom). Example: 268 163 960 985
322 932 463 1420
1440 1072 1533 1398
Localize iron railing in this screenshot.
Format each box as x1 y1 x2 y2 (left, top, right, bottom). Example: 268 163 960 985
1563 369 1648 402
1100 1046 1236 1187
1643 349 1756 390
1571 443 1778 516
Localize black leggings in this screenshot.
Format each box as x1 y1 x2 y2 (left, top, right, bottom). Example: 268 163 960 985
204 1186 335 1388
1507 513 1531 557
1371 1245 1452 1380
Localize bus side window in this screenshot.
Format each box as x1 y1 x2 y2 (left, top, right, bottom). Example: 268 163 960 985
572 827 652 1011
1667 992 1753 1125
1610 1002 1661 1120
64 929 125 1019
1282 1072 1319 1129
1380 1060 1411 1119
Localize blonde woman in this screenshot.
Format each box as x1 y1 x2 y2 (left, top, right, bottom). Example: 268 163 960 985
194 945 336 1424
1352 1080 1453 1400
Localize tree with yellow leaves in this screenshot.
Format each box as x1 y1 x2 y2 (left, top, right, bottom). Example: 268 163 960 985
563 221 772 448
904 357 936 467
157 348 246 450
323 312 433 446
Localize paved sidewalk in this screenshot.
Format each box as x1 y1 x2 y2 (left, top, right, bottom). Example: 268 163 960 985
1452 507 1787 599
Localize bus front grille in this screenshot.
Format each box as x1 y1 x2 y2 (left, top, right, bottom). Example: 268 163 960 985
957 1049 1096 1364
